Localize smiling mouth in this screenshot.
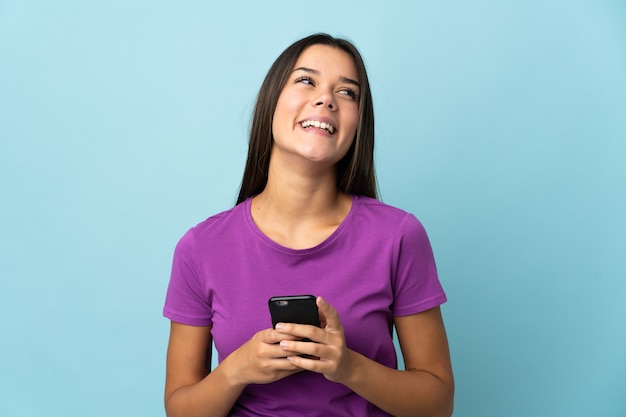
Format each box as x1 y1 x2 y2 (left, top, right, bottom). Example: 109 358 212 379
300 120 336 134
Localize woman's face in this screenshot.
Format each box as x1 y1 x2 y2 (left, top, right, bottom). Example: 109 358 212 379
271 44 360 169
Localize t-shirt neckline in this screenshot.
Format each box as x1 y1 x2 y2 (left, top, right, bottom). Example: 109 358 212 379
244 194 359 254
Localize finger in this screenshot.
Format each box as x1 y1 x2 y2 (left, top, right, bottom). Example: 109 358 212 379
268 356 301 369
261 328 301 344
275 322 323 343
317 296 343 332
264 342 307 364
280 339 324 358
264 358 305 377
285 352 328 374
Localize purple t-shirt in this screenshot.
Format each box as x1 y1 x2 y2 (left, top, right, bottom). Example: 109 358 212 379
163 195 446 416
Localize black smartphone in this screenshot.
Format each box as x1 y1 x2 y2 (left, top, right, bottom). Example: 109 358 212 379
268 295 321 329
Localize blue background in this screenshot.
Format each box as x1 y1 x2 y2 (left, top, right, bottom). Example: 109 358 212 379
1 1 625 416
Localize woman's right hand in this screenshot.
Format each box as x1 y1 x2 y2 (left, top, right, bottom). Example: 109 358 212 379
223 327 303 386
165 323 303 417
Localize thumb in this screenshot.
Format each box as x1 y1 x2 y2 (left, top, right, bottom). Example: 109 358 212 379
317 296 342 332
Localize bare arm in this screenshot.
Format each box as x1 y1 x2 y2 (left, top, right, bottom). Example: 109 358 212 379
164 322 304 417
164 323 241 417
277 299 454 417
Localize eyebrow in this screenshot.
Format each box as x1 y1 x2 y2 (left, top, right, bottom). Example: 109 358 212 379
292 67 361 89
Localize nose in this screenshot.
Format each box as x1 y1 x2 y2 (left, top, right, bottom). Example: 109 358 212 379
314 92 336 110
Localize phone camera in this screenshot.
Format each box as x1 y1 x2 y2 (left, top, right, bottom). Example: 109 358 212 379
274 300 289 307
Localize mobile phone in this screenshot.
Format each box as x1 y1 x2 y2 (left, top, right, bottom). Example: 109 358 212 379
268 295 321 329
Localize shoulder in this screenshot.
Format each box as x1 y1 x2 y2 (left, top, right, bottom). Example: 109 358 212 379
175 201 249 252
352 195 427 235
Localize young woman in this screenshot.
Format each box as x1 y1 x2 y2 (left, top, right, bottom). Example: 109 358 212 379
163 33 454 417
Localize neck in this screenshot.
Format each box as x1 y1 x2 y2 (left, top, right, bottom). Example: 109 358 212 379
249 155 352 249
254 160 344 218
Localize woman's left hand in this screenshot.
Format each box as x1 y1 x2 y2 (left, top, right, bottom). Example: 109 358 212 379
275 296 355 383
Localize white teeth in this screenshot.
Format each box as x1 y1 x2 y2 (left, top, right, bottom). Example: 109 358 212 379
300 120 335 134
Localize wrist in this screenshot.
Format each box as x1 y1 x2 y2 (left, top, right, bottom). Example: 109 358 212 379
216 351 249 390
339 349 364 386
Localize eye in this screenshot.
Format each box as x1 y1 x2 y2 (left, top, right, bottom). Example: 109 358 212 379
295 76 315 86
338 88 358 100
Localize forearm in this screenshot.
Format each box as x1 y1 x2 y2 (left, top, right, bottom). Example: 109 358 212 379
165 361 245 417
343 350 454 417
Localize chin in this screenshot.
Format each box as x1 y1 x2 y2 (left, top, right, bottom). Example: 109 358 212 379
298 150 342 165
298 146 348 164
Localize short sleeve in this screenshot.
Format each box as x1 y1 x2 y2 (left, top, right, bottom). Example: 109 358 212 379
163 229 213 326
391 214 447 316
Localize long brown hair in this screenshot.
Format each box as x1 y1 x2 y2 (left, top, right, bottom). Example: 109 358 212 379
236 33 377 204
